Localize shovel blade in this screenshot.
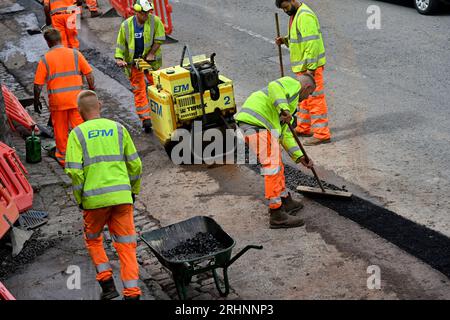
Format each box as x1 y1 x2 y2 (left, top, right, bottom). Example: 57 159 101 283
10 227 33 257
297 186 353 198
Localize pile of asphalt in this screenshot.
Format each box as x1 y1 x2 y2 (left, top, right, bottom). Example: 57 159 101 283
0 231 55 281
161 232 226 261
81 48 130 90
249 163 450 279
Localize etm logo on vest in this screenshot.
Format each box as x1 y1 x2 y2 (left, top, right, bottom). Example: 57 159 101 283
88 129 114 139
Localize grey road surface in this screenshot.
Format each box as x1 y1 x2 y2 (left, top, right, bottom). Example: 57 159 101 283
167 0 450 236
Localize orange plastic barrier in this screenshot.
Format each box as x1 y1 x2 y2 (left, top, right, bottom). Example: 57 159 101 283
153 0 173 35
109 0 173 35
0 142 33 213
0 281 16 300
0 186 19 240
109 0 134 18
1 84 38 134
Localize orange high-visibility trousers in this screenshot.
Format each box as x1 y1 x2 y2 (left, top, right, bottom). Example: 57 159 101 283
51 13 80 49
296 67 331 140
51 108 83 166
244 129 288 209
83 204 141 298
85 0 99 11
130 66 153 123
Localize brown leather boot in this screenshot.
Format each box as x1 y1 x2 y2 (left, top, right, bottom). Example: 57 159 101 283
282 192 304 215
90 11 102 18
303 137 331 146
269 207 305 229
99 278 119 300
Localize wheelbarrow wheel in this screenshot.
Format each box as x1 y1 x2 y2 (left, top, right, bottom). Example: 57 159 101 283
212 268 230 297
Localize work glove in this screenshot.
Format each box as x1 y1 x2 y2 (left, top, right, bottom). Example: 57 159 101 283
132 193 136 203
34 100 43 114
297 156 314 169
279 109 292 125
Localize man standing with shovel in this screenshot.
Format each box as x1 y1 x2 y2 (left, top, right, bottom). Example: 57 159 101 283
275 0 331 146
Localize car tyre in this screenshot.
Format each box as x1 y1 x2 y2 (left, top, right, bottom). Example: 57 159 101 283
414 0 441 15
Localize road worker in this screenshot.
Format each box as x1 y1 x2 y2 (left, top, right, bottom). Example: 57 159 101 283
65 90 143 300
34 28 95 167
81 0 102 18
234 75 315 229
43 0 81 49
114 0 166 133
275 0 331 146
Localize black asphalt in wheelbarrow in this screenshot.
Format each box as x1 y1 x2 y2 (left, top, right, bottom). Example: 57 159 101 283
140 216 263 300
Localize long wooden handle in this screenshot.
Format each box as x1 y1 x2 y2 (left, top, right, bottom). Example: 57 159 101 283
287 122 326 192
275 13 284 77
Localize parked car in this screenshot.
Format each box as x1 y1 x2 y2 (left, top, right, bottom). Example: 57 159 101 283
414 0 450 14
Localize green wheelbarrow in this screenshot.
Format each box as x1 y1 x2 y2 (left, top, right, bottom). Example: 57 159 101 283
140 216 263 300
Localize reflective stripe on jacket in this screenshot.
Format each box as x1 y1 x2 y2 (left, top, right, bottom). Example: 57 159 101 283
115 15 166 74
287 3 326 73
65 118 142 209
234 77 304 162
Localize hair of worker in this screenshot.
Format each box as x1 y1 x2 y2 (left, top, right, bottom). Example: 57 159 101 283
77 90 99 113
43 28 61 45
275 0 294 8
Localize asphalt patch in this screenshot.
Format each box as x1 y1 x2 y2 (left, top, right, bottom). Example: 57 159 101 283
0 231 55 281
249 163 450 279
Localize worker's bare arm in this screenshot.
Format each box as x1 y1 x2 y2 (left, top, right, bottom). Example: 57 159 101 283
33 84 43 114
85 72 95 91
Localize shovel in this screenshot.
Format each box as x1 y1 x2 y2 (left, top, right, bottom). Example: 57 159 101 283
3 215 34 257
287 122 352 198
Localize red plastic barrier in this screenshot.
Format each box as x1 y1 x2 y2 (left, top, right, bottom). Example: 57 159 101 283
1 84 38 134
0 142 33 213
0 281 16 300
0 186 19 240
109 0 134 18
153 0 173 35
109 0 173 35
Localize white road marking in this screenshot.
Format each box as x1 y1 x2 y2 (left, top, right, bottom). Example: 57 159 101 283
224 22 286 48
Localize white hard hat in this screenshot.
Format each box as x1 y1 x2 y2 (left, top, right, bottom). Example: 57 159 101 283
134 0 153 12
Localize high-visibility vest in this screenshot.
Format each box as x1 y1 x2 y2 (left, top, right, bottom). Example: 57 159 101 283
44 0 78 15
65 118 143 210
37 46 86 110
115 15 166 74
234 77 304 162
287 3 326 73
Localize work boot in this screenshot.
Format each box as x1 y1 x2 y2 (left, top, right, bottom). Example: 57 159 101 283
282 192 304 215
99 278 120 300
303 137 331 146
142 119 152 133
269 207 305 229
123 295 141 300
296 131 313 137
90 11 102 18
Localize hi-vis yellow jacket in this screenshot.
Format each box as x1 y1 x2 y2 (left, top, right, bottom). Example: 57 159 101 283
286 3 326 73
65 118 142 210
115 14 166 74
234 77 304 163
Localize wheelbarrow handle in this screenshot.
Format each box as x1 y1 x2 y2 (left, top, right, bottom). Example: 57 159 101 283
226 245 263 268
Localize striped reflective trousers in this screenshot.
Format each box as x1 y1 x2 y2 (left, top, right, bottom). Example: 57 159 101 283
51 13 79 49
244 130 288 210
130 66 152 123
83 204 141 298
296 67 331 140
51 108 83 167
